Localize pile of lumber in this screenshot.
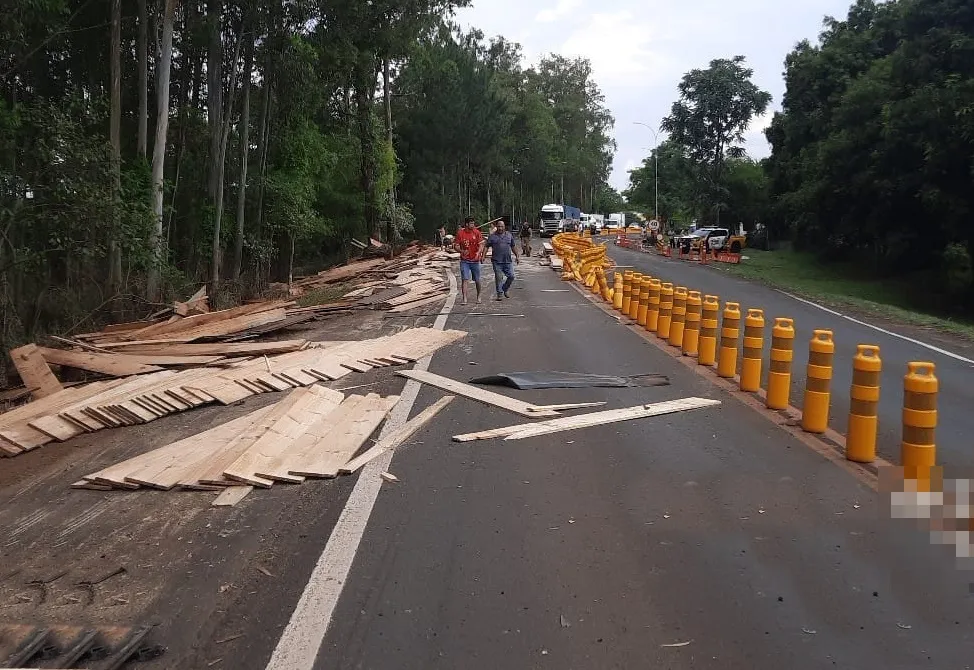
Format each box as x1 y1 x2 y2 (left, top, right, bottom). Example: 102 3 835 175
341 263 455 314
76 386 456 507
5 246 459 400
287 246 458 302
0 327 466 457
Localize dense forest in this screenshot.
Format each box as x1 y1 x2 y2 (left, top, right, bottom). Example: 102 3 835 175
626 0 974 312
0 0 618 371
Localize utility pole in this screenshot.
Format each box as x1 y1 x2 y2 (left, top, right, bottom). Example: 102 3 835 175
635 122 662 219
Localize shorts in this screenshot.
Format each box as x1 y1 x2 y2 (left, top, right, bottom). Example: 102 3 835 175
460 259 481 282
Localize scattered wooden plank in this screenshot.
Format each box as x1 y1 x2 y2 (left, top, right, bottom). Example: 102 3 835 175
289 394 399 478
452 397 722 442
387 293 449 314
37 347 166 377
9 344 63 399
256 395 365 482
526 401 607 412
396 369 561 419
212 486 253 507
340 395 454 474
223 386 345 486
96 340 308 357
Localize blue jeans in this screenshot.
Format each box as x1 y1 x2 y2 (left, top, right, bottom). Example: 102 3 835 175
459 259 481 282
492 261 515 295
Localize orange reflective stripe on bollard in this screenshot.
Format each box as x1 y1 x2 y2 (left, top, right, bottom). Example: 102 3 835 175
628 273 643 320
637 278 652 327
612 273 624 310
717 302 741 378
847 345 881 463
622 271 634 315
657 283 674 339
682 291 703 357
668 287 688 348
698 295 720 367
902 362 938 484
645 279 661 333
766 317 795 410
801 330 834 434
739 309 765 392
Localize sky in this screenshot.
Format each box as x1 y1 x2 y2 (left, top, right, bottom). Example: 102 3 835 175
454 0 854 193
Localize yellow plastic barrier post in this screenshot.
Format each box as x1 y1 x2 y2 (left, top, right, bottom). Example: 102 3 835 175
717 302 741 378
801 330 834 434
645 279 661 333
682 291 702 357
847 345 881 463
598 268 611 302
612 273 624 310
637 278 651 327
656 283 674 339
902 362 937 483
628 273 643 320
668 287 688 348
698 295 720 367
622 271 634 314
766 318 795 410
740 309 765 392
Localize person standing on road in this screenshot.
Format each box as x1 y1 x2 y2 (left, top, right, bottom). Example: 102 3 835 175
519 220 532 257
486 220 519 300
454 216 484 305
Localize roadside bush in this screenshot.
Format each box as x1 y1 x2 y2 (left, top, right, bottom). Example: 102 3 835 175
941 242 973 303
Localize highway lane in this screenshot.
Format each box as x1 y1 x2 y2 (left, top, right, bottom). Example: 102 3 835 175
312 256 974 670
609 244 974 469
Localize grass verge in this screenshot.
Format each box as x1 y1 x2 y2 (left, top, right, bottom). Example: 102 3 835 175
715 248 974 341
296 283 351 308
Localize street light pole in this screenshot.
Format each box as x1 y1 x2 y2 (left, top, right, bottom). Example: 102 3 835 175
634 122 661 220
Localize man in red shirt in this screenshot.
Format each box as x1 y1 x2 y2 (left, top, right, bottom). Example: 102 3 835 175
454 216 485 304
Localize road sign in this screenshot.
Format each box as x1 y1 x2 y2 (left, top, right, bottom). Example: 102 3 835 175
648 220 660 231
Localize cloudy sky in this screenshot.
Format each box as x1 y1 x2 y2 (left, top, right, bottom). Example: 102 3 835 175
454 0 853 192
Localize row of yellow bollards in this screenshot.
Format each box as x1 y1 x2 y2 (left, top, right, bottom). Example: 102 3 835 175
602 270 938 479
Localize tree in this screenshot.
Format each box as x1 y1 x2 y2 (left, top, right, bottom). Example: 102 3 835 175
147 0 176 301
662 56 771 191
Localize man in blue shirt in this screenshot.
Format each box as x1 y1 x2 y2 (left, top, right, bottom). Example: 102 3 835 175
485 220 520 300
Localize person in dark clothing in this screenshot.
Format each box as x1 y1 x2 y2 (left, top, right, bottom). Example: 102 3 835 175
485 220 520 300
519 220 532 257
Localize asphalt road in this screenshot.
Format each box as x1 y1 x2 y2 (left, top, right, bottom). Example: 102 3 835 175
608 244 974 468
312 256 974 670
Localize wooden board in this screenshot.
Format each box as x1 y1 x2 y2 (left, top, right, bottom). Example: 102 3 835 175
340 395 454 474
82 406 271 488
122 409 276 489
222 386 345 486
37 347 166 377
9 344 62 399
212 485 253 506
288 394 399 478
116 300 292 342
95 340 308 357
452 397 722 442
396 369 561 418
255 395 367 482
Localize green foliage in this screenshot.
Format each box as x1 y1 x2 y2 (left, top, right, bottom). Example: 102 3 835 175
766 0 974 312
662 56 772 182
394 24 617 237
628 57 772 230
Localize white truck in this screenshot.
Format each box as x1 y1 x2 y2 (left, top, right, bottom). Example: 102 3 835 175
539 203 581 237
605 212 626 230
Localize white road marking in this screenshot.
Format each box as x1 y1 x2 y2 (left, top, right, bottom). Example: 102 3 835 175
774 289 974 366
264 273 459 670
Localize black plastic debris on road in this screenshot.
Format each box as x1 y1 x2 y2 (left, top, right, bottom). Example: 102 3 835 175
468 371 670 390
